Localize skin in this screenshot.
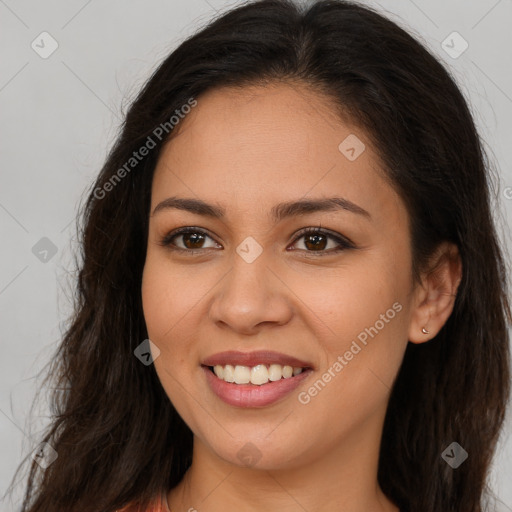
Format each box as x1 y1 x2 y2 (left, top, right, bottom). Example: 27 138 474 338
141 82 462 512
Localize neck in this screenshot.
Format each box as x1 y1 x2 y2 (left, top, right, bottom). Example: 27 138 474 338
167 407 399 512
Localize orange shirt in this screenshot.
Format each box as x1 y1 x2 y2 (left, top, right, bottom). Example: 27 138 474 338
116 492 171 512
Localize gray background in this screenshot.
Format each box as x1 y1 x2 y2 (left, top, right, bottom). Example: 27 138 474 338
1 0 511 510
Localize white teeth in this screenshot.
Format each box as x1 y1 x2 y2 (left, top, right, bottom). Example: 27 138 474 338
282 365 293 378
213 365 224 379
211 363 306 385
222 364 235 382
268 364 282 381
233 365 251 384
251 364 269 385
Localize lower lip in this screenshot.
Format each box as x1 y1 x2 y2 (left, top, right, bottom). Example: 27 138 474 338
202 366 313 408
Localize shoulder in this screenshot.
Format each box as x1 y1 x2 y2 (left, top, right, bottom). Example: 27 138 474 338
117 492 170 512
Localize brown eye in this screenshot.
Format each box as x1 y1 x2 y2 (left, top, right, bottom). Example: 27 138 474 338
303 232 328 251
159 227 221 252
179 232 207 249
289 227 353 254
159 226 353 256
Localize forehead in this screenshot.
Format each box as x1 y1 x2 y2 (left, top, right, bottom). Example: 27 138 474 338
157 82 359 173
151 82 406 231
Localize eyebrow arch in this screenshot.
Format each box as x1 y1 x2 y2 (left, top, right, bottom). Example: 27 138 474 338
152 196 371 222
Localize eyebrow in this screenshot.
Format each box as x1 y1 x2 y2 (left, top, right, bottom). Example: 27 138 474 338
152 196 371 222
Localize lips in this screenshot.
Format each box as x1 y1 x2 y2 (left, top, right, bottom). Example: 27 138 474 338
201 350 313 369
201 350 314 407
202 365 313 407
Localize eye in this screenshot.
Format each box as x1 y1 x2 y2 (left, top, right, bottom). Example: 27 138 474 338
288 226 354 255
158 227 220 253
158 225 354 255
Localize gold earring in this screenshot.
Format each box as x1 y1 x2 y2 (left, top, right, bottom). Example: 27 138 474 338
421 327 429 334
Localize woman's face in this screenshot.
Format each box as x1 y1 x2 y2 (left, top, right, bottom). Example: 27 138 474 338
142 82 418 470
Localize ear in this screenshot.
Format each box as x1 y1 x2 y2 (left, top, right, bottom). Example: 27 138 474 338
408 241 462 344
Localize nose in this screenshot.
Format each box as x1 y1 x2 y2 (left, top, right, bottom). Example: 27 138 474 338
208 251 293 335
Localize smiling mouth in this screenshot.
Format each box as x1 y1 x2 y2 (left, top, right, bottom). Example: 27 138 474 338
204 363 312 386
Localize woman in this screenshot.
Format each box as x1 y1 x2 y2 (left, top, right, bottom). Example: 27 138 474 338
13 0 511 511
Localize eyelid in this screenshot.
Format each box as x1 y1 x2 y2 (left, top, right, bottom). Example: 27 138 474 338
158 226 220 251
159 225 354 254
290 226 354 252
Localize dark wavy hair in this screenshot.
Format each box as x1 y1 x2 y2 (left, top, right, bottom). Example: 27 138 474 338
9 0 511 511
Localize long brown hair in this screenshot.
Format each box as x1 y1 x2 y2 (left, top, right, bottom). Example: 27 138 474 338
9 1 511 510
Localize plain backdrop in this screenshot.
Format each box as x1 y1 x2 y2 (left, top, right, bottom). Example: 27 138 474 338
1 1 511 510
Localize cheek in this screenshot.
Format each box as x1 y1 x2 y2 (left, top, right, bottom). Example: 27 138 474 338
141 257 193 399
141 252 215 380
291 254 409 397
141 264 171 343
141 257 200 417
141 252 201 342
288 257 402 342
296 307 407 444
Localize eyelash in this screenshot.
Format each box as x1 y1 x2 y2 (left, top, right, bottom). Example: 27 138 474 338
158 225 354 256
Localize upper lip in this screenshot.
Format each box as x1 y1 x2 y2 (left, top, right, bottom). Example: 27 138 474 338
202 350 313 369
